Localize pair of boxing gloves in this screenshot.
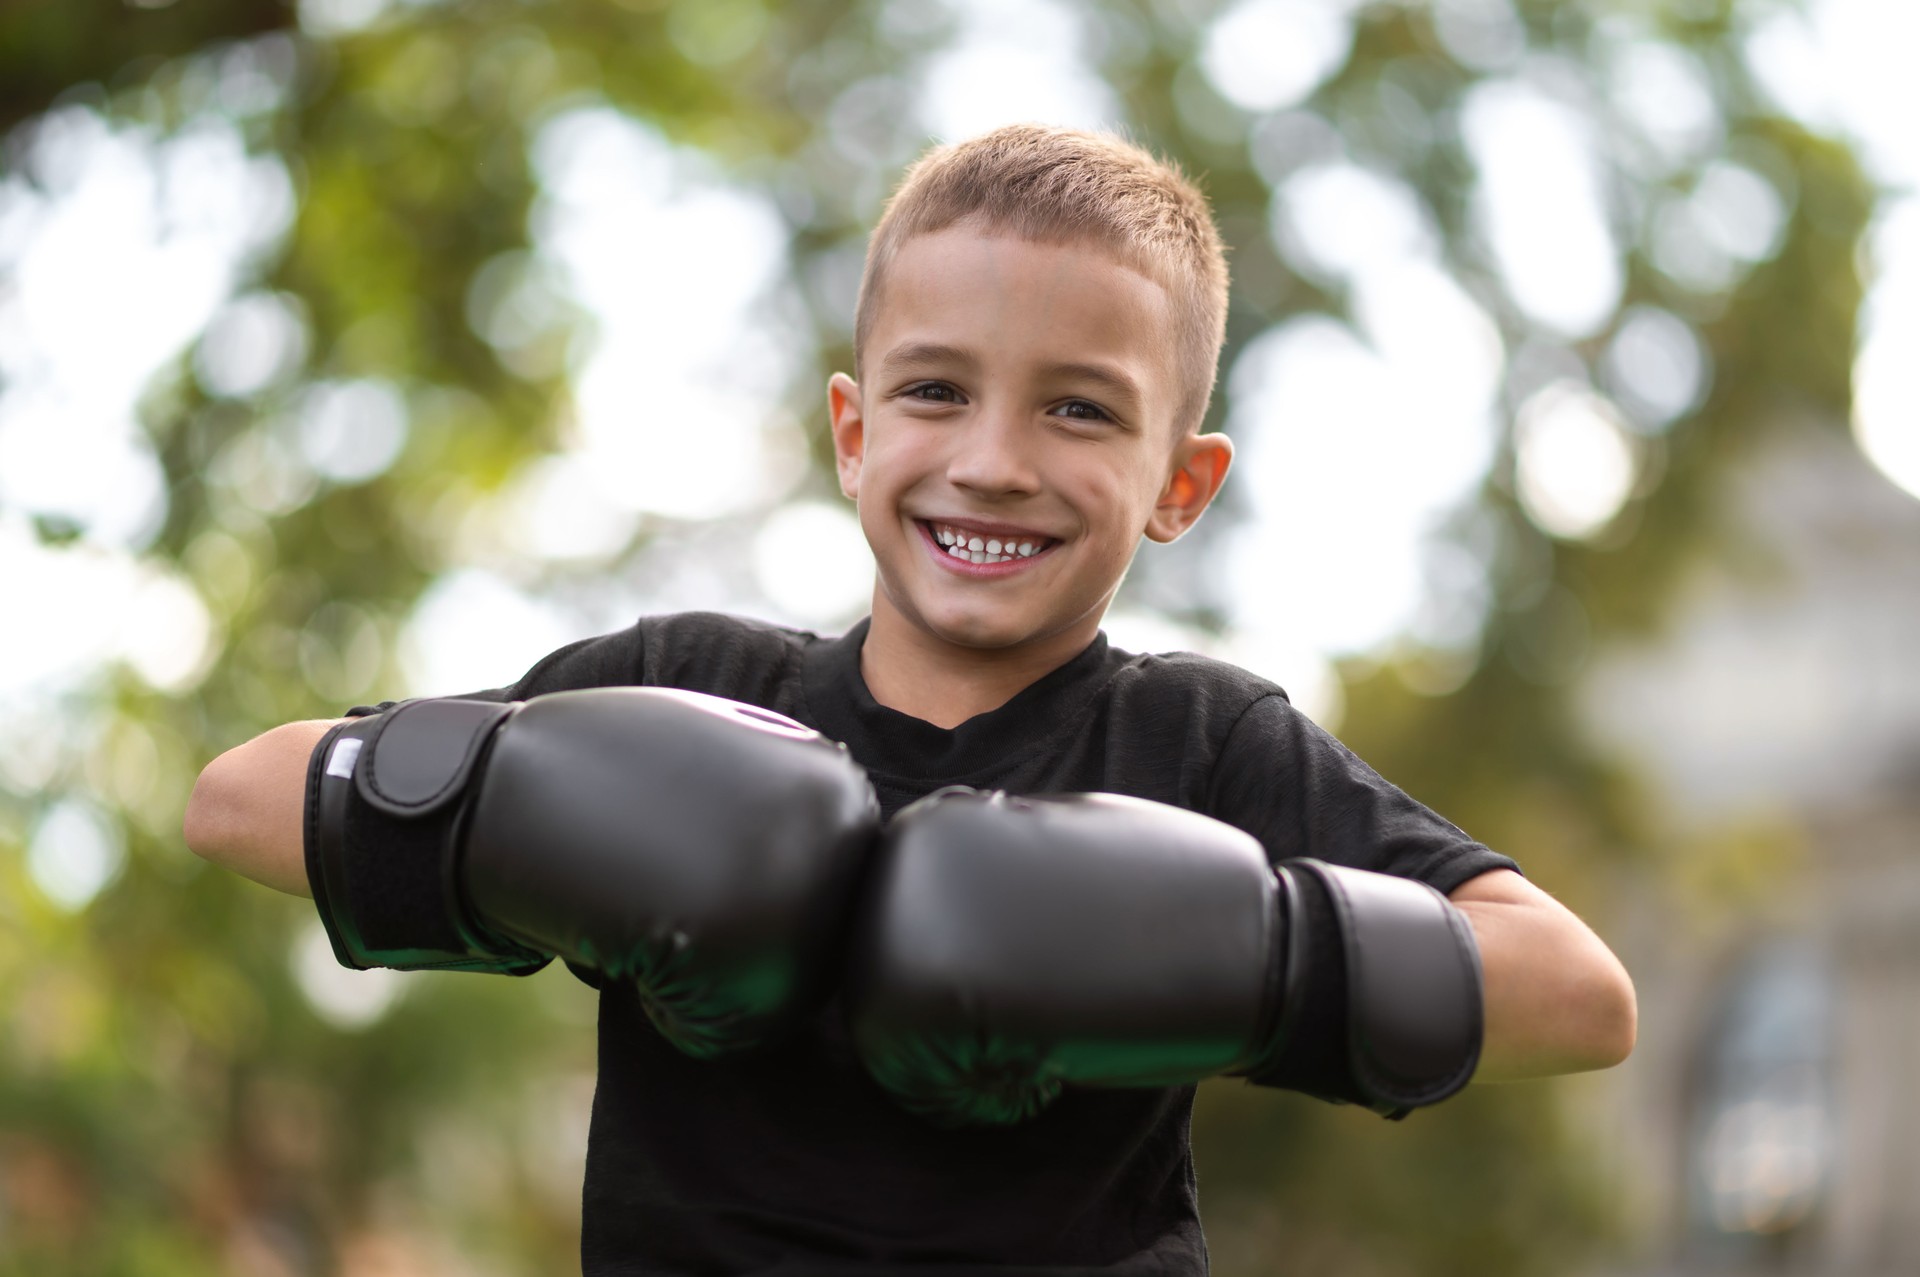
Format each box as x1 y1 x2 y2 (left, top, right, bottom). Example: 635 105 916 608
305 687 1483 1124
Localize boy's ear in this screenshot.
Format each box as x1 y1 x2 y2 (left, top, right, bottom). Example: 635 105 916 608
1144 432 1233 544
827 372 864 500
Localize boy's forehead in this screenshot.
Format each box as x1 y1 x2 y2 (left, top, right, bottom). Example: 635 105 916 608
892 223 1167 301
870 227 1179 388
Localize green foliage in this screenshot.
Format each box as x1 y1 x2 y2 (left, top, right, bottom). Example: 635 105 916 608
0 0 294 138
1195 1078 1618 1276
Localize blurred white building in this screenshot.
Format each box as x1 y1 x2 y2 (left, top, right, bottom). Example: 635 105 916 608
1579 423 1920 1275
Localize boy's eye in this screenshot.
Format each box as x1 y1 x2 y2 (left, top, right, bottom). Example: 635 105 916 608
899 385 1111 423
1056 400 1111 423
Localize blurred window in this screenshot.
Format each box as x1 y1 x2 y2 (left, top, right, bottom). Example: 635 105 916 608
1685 938 1838 1263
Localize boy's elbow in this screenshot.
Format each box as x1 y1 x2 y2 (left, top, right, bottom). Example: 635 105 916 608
181 718 337 896
1581 955 1638 1071
182 752 240 862
1608 967 1639 1068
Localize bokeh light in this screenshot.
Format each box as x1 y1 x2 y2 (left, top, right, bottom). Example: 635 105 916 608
1460 77 1622 339
530 107 801 522
402 568 576 697
1854 199 1920 502
194 289 310 399
26 798 126 911
292 919 406 1029
918 0 1118 139
1602 306 1710 431
1200 0 1356 113
752 501 873 626
1513 382 1637 541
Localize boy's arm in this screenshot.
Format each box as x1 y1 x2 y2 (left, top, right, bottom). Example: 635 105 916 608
1207 694 1635 1084
1447 868 1636 1081
182 718 346 898
183 625 636 900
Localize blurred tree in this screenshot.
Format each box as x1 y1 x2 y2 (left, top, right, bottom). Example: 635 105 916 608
0 0 1874 1274
0 0 296 136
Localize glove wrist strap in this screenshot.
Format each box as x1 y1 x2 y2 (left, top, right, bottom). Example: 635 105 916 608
305 701 550 975
1244 860 1483 1118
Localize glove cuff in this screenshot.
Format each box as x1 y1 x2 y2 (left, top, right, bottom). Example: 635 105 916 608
304 701 551 975
1242 860 1482 1118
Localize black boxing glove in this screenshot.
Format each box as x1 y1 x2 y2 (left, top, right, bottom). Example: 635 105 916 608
305 688 879 1056
844 788 1481 1125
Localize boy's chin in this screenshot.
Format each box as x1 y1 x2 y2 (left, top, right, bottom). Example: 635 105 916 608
908 598 1092 655
920 615 1041 652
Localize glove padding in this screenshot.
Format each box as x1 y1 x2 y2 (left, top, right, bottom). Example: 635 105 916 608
844 787 1482 1126
307 688 880 1056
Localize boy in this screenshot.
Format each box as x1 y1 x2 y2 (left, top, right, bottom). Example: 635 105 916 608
184 125 1635 1273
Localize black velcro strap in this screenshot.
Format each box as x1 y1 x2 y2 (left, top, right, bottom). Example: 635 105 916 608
1238 863 1351 1104
305 703 549 975
1312 860 1483 1115
1241 861 1482 1117
306 717 372 969
357 699 514 818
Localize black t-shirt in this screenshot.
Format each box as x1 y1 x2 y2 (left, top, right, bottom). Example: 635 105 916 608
383 610 1518 1275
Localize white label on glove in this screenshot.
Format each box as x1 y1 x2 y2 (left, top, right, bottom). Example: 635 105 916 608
325 736 364 779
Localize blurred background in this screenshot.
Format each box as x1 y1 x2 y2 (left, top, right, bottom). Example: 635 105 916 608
0 0 1914 1272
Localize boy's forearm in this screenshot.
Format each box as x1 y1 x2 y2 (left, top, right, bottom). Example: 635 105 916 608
1448 869 1637 1082
183 719 344 898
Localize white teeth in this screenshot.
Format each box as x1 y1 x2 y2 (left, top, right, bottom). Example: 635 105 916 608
929 523 1048 563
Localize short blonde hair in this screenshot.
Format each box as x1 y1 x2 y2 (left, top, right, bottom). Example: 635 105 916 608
853 124 1230 437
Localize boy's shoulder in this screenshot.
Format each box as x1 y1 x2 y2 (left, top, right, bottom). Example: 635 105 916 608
632 609 822 685
1100 640 1293 729
635 609 821 652
496 610 819 704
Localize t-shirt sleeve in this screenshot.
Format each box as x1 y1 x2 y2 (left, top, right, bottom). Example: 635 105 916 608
1205 693 1520 897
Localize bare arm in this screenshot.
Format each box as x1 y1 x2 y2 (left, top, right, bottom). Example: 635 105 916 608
1449 868 1637 1082
182 719 347 898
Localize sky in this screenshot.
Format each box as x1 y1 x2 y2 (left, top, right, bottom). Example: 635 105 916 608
1 0 1916 918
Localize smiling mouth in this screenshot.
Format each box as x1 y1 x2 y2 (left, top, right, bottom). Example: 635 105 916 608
919 520 1059 566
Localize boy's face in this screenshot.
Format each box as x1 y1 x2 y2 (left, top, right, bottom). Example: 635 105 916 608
830 225 1231 658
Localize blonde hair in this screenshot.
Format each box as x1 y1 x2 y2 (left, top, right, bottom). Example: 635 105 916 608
853 124 1230 437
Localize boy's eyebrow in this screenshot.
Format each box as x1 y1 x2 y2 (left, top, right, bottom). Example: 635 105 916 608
879 342 1146 413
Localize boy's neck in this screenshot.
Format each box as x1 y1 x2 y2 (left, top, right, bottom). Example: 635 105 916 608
858 603 1102 730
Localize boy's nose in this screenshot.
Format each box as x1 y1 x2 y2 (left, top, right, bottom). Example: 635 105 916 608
945 408 1041 498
